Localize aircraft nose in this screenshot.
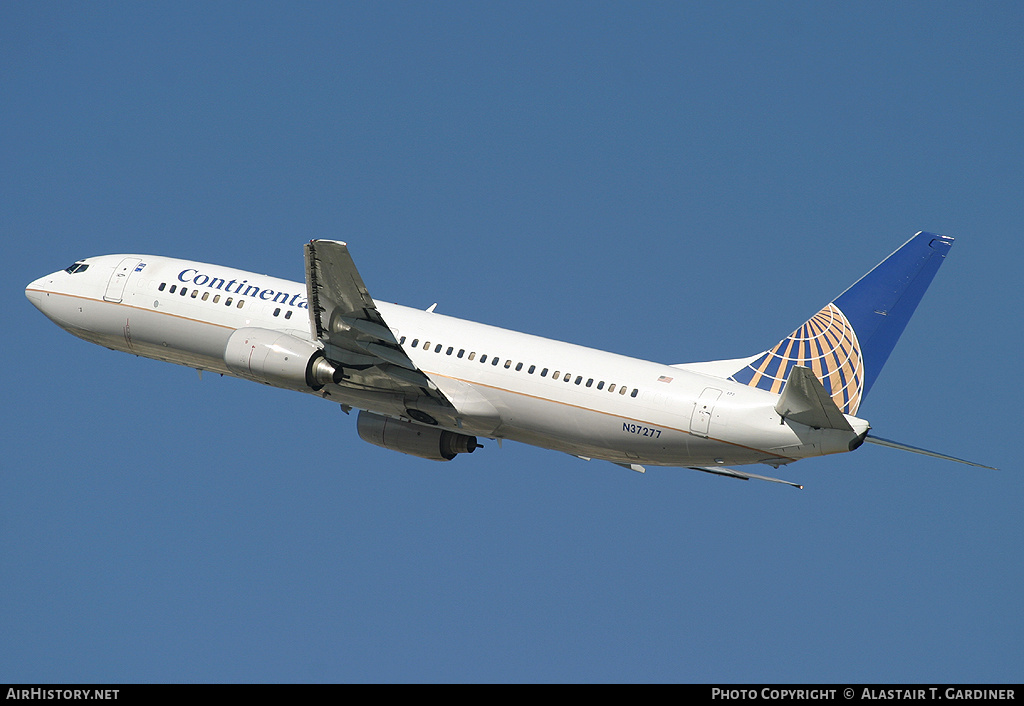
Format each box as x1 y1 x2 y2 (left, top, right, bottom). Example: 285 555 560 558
25 276 46 307
26 272 62 317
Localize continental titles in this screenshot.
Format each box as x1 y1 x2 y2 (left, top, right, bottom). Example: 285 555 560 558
177 269 308 309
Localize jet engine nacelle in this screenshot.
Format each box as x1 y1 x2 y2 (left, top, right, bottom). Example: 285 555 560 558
357 410 480 461
224 327 339 391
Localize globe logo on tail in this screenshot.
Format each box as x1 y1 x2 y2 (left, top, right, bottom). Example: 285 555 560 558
734 303 864 415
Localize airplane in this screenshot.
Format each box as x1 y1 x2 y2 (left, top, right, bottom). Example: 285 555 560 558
25 231 994 488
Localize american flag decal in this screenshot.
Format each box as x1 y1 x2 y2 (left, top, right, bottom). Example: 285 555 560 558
658 375 673 383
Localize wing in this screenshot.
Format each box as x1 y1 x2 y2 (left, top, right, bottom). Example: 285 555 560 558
687 466 804 489
304 240 454 418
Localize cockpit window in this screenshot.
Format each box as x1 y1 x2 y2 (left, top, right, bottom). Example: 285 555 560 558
64 262 89 274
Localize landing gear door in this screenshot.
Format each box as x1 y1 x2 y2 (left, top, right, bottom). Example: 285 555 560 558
103 258 142 303
690 387 722 437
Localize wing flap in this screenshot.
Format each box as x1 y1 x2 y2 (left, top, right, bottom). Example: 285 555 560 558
304 240 453 411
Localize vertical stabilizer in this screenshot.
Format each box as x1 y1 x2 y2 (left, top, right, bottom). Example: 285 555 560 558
730 232 953 414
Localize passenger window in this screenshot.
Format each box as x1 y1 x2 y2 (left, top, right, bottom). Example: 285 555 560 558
608 384 616 393
400 336 406 345
458 349 465 358
597 381 604 390
620 387 628 395
528 365 535 374
285 311 292 319
423 341 430 350
492 357 500 366
225 297 233 306
191 290 198 298
213 295 221 303
435 344 442 353
586 378 593 387
541 368 548 377
169 285 177 294
574 376 582 385
202 292 209 301
469 352 476 361
274 308 281 317
504 360 512 369
237 300 244 308
446 346 454 355
563 373 571 382
412 339 419 348
552 371 560 379
480 354 487 363
158 282 166 291
180 288 187 296
631 389 638 398
515 362 523 371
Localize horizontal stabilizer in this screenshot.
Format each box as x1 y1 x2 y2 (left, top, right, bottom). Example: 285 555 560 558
864 434 998 470
775 366 854 431
688 466 803 489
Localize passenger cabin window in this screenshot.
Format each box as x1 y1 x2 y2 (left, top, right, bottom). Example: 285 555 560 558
515 362 523 371
158 282 166 291
284 310 292 319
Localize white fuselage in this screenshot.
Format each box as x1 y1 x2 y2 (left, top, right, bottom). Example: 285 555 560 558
26 253 868 469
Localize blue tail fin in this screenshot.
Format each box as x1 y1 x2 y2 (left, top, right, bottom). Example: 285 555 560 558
731 232 953 415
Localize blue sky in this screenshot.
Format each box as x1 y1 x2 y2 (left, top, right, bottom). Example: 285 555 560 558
3 2 1021 683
